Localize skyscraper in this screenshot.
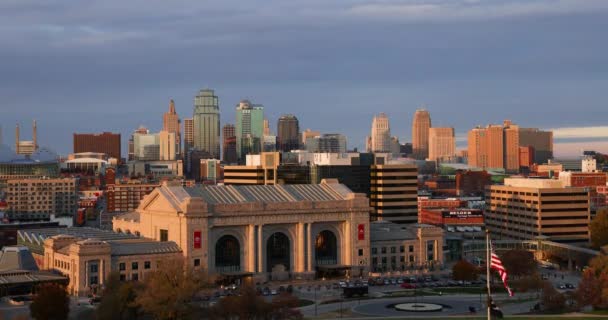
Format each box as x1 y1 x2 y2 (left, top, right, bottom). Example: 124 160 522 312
368 113 391 153
428 127 455 163
222 124 237 164
263 118 271 136
159 130 176 161
128 126 149 161
162 99 181 157
519 128 553 164
235 100 264 162
193 89 220 159
183 118 193 155
277 114 300 152
412 109 431 160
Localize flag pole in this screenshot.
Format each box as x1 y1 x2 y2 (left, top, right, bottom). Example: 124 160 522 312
486 229 491 320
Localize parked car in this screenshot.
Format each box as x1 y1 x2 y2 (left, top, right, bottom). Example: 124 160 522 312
270 289 278 295
400 283 416 289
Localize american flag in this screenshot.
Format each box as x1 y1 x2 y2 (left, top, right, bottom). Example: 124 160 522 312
490 241 514 297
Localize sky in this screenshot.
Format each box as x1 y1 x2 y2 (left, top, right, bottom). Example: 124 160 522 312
0 0 607 158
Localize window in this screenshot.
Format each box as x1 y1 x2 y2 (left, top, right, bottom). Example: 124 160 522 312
381 247 386 254
194 259 201 267
390 247 396 254
119 263 125 271
371 248 377 255
400 246 405 253
144 261 151 269
90 276 98 285
119 274 126 281
358 249 364 257
90 264 98 273
400 256 405 263
132 262 138 270
409 245 414 253
160 229 168 242
132 273 139 281
409 255 414 262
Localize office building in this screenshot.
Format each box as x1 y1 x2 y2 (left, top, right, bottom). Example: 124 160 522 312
412 109 431 160
127 126 148 161
485 178 590 243
263 118 271 136
235 100 264 162
518 128 553 164
159 130 176 161
277 115 300 152
224 152 280 185
5 178 78 219
262 135 277 152
132 132 160 161
467 120 519 172
162 99 181 157
301 129 321 146
368 113 391 153
183 118 194 155
199 159 222 183
519 146 535 170
222 124 237 164
370 163 418 223
428 127 455 163
582 156 597 173
193 89 220 159
370 221 444 272
15 121 38 156
73 132 121 161
305 134 347 153
106 180 159 213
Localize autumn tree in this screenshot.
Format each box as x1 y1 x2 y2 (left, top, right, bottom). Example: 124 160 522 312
135 257 210 320
29 283 70 320
210 285 302 320
577 255 608 310
96 272 139 320
541 281 566 313
500 249 536 278
512 273 543 294
590 208 608 249
452 259 479 281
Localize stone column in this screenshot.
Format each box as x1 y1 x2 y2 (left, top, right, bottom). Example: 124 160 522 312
257 225 263 273
343 221 352 267
297 223 305 273
306 223 313 272
248 225 256 273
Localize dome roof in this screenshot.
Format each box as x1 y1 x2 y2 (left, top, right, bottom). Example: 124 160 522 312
0 144 22 162
0 144 58 164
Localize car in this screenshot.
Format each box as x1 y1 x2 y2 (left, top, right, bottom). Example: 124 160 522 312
271 289 278 295
425 277 432 282
339 281 347 288
383 279 390 285
390 279 397 285
409 277 417 283
565 283 575 289
397 278 404 284
400 283 416 289
558 284 567 289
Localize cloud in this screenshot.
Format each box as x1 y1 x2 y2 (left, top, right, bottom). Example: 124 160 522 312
549 126 608 140
347 0 608 21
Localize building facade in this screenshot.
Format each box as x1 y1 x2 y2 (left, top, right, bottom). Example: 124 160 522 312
519 128 553 165
412 109 431 160
305 134 347 154
5 178 78 218
485 178 590 243
73 132 121 161
428 127 455 163
106 180 159 213
235 100 264 162
112 180 371 281
183 118 194 155
159 130 176 161
193 89 221 159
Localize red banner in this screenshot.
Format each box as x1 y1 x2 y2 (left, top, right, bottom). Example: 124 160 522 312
358 224 365 240
193 231 202 249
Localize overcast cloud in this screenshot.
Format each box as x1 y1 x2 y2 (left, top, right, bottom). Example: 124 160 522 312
0 0 607 156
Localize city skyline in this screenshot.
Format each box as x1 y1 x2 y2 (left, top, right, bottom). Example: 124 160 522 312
1 0 607 157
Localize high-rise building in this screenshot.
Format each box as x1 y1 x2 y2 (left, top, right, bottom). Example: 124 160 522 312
368 113 391 153
128 126 149 161
183 118 194 155
162 99 181 157
73 132 121 160
518 128 553 164
15 121 38 156
6 178 78 218
428 127 455 163
159 130 176 161
467 120 520 172
133 132 160 161
263 118 271 136
193 89 220 159
235 100 264 162
370 163 418 223
412 109 431 160
222 124 237 164
277 114 300 152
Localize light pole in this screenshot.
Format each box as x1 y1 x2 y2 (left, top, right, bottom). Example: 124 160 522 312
314 285 317 317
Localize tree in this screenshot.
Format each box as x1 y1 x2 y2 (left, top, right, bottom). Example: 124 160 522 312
29 283 70 320
135 257 209 320
591 208 608 249
269 292 303 320
452 260 479 281
96 273 139 320
500 249 536 278
577 255 608 309
512 273 543 293
541 281 566 313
